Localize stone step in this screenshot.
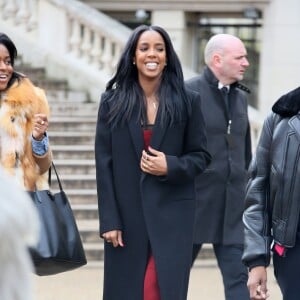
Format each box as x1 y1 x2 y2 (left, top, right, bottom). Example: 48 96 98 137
77 220 99 243
16 65 46 79
82 246 218 264
16 64 90 103
76 219 217 263
49 131 95 144
52 159 96 175
51 188 97 205
80 219 217 264
52 145 95 160
83 242 104 262
49 116 97 131
80 236 216 263
52 173 97 189
196 244 216 260
49 102 99 116
17 65 69 91
47 90 88 103
69 193 97 205
71 203 98 220
34 78 69 91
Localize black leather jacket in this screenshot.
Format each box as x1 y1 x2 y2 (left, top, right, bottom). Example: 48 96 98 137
242 86 300 268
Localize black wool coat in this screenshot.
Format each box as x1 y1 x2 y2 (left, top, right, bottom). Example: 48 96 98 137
186 67 252 245
95 89 211 300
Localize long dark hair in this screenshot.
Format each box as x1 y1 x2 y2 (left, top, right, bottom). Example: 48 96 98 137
0 33 22 89
104 25 189 128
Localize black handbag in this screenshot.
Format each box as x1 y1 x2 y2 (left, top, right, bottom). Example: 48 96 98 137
29 162 87 276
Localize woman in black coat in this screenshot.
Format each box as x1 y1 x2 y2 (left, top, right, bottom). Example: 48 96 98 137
95 25 211 300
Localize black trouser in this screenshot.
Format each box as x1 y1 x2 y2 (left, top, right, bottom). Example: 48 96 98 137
273 242 300 300
192 244 250 300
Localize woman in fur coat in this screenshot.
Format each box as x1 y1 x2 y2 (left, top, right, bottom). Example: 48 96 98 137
0 33 51 191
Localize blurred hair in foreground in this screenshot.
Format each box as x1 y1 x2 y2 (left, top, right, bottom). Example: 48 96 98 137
0 168 39 300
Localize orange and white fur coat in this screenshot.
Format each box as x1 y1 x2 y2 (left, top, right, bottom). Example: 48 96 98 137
0 77 51 191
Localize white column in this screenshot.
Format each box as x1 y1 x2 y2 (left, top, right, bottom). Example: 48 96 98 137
151 10 189 66
258 0 300 116
38 0 69 54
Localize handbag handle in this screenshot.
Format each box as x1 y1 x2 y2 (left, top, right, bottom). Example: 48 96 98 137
48 162 63 192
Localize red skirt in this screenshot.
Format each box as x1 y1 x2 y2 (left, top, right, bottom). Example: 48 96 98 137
144 254 161 300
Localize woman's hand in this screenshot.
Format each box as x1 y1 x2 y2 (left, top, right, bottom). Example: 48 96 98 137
102 230 124 248
140 146 167 176
247 266 269 299
32 113 48 141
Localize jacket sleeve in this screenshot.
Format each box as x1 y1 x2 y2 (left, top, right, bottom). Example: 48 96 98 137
33 86 52 174
242 112 278 268
164 91 211 184
95 97 122 236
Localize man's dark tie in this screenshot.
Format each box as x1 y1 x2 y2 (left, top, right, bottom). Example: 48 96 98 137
221 86 229 110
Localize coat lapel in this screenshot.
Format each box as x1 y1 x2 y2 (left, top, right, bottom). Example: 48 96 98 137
289 115 300 142
150 107 167 151
128 116 144 161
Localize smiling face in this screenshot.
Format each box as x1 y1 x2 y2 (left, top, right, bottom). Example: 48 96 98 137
133 30 167 83
0 44 13 91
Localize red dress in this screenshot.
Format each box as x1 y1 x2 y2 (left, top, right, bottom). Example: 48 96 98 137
143 127 161 300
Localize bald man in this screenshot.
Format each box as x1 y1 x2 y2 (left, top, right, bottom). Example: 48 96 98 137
186 34 252 300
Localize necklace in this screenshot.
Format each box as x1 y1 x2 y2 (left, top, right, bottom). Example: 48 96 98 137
146 96 158 111
152 101 158 111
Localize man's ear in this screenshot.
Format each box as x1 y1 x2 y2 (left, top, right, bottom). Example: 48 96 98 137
213 53 222 66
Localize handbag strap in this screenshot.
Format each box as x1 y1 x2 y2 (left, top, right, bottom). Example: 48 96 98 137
48 162 63 192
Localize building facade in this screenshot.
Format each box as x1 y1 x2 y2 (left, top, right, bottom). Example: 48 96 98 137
83 0 300 116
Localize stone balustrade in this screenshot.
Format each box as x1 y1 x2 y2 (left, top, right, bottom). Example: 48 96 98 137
1 0 38 30
0 0 132 101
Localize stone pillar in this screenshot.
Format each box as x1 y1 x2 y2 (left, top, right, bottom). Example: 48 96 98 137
38 0 69 54
259 0 300 116
151 10 190 66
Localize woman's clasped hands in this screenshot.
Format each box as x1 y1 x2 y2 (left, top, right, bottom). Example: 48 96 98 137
140 146 167 176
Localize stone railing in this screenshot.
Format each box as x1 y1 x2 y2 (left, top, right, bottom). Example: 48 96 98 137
0 0 132 101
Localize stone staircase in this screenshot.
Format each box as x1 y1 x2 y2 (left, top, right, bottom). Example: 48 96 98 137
49 104 103 262
17 63 214 264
